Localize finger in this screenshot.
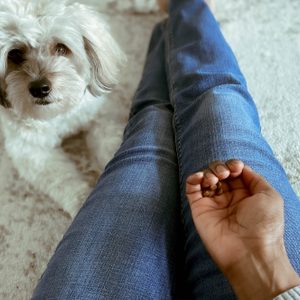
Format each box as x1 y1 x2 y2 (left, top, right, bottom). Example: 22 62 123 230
186 172 204 194
209 159 245 191
186 182 201 194
225 159 244 177
219 160 245 191
186 172 204 185
209 161 230 180
202 169 219 187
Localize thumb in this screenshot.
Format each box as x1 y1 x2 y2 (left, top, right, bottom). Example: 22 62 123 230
242 165 274 195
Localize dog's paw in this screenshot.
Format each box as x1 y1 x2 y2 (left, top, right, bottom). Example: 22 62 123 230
60 182 92 218
96 133 123 170
87 120 124 171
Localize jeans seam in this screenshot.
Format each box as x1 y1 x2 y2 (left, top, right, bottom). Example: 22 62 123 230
165 19 187 238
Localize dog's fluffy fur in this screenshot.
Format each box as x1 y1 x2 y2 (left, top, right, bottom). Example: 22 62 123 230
0 0 126 217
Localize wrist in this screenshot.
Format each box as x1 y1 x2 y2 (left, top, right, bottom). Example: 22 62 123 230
226 243 300 300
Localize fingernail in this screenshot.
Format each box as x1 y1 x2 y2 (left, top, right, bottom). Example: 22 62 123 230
216 165 227 173
204 172 214 179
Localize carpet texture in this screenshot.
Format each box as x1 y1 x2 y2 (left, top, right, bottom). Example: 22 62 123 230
0 0 300 299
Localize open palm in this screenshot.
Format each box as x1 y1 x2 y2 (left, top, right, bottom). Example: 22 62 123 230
186 160 284 273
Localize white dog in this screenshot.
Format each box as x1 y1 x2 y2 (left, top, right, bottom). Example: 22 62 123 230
0 0 126 217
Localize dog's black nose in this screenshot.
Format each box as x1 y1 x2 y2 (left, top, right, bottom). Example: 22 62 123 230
29 78 52 98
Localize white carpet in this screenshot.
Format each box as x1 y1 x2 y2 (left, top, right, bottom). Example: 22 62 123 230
1 0 300 299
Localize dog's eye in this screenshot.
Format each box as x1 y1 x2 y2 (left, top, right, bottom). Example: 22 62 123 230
55 43 70 56
8 49 25 65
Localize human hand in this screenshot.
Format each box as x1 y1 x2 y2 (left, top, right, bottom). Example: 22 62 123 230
186 159 283 270
186 160 300 299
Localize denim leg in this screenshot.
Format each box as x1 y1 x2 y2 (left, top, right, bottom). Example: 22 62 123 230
32 22 184 300
165 0 300 298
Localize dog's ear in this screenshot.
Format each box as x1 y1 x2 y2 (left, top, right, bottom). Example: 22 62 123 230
72 4 126 95
0 87 10 108
0 45 11 107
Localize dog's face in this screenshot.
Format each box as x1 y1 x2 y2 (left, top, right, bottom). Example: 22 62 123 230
0 0 124 119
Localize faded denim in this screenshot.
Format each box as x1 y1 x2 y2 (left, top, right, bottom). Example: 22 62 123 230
32 1 300 299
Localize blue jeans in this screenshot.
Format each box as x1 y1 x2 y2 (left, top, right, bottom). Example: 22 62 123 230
32 1 300 299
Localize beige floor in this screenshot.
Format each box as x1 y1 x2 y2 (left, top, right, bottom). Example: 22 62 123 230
1 1 300 299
